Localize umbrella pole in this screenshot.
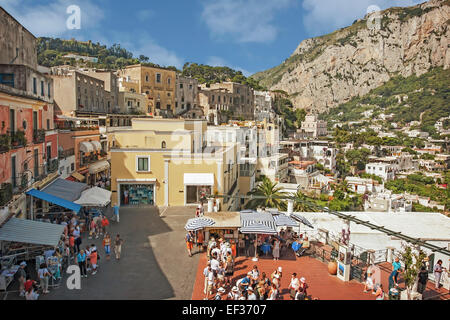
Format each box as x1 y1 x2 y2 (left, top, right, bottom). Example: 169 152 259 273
252 234 258 262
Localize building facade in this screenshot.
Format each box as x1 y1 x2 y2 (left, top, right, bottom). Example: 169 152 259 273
117 65 176 118
301 115 327 138
175 75 199 116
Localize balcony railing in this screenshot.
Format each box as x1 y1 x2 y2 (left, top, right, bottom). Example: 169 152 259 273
0 134 11 154
9 130 27 148
59 148 75 159
33 129 46 144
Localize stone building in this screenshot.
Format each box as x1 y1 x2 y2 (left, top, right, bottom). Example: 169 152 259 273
117 65 176 118
0 7 37 69
301 115 328 138
254 91 275 122
175 75 199 116
199 82 254 125
50 66 118 116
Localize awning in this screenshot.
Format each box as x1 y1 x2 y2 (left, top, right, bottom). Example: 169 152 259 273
72 172 85 182
0 218 64 247
89 160 110 174
42 178 88 202
91 140 102 151
26 189 81 213
240 212 277 235
80 141 94 153
185 217 216 231
184 173 214 186
74 187 111 207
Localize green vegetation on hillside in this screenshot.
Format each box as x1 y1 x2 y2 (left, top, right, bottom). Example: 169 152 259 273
321 67 450 135
37 37 178 71
181 63 265 90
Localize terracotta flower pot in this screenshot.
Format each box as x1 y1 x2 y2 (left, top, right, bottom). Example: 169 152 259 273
328 261 337 275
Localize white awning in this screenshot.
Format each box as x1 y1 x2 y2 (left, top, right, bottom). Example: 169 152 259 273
80 141 94 153
184 173 214 186
89 160 110 174
91 140 102 151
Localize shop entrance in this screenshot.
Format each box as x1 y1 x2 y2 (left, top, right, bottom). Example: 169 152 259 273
186 185 211 204
120 184 155 206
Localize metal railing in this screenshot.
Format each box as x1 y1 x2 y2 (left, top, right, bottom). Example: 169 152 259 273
33 129 45 144
59 148 75 159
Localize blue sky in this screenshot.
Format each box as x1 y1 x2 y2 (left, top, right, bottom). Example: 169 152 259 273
0 0 423 76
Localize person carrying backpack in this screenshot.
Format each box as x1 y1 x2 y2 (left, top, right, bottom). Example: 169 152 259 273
185 231 194 257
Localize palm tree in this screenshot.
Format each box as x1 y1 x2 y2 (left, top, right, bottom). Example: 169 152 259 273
245 176 286 210
291 189 316 212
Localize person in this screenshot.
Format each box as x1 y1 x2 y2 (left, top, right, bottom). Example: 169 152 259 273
247 286 257 300
90 247 98 275
103 233 111 260
113 205 120 223
228 286 241 300
244 235 251 257
299 277 308 296
364 272 375 293
85 245 92 272
417 266 428 294
217 262 226 287
250 265 260 285
231 240 237 258
289 273 300 300
25 282 39 301
433 260 443 289
375 284 385 300
238 273 251 293
185 231 194 257
101 216 109 235
24 277 36 294
203 262 211 294
89 217 97 240
267 283 278 300
392 257 402 284
38 263 51 294
73 226 81 254
273 238 280 261
17 261 27 297
196 231 204 252
114 234 124 260
210 253 220 277
123 189 129 205
295 287 306 300
211 245 221 261
271 267 282 289
77 250 87 278
215 287 226 300
205 266 215 300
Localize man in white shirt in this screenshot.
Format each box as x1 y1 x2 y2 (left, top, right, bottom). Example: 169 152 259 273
203 262 211 294
247 287 257 300
210 255 220 276
289 273 300 300
205 269 215 300
211 247 221 261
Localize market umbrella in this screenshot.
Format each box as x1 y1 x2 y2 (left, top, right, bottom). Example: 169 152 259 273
240 219 278 261
273 213 299 227
290 213 314 229
184 217 215 232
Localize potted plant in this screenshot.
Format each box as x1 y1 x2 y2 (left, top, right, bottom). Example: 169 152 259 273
328 257 338 275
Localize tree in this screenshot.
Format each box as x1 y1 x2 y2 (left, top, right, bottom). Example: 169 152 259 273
291 189 316 212
245 176 286 210
139 55 150 62
399 243 427 300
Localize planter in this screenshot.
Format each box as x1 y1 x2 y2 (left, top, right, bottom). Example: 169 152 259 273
328 261 337 275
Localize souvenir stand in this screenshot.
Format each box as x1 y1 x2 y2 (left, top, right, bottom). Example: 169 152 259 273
203 212 241 243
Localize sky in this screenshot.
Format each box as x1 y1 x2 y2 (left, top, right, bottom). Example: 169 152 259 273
0 0 424 76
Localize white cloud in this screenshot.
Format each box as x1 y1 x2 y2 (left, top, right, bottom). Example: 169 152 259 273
137 9 153 22
201 0 295 43
0 0 104 37
206 56 252 77
301 0 424 36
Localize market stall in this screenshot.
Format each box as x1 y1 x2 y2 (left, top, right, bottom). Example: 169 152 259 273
202 212 241 242
0 218 65 291
240 211 278 261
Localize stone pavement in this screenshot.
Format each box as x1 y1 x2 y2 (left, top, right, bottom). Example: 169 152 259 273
3 206 200 300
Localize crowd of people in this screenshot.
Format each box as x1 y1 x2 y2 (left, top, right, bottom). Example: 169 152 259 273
199 236 312 300
16 210 124 300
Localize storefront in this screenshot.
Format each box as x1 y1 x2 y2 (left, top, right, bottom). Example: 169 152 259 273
184 173 214 205
203 212 241 242
118 181 155 206
89 160 110 186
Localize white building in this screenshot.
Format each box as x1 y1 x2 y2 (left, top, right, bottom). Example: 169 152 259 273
345 176 384 195
365 163 395 181
301 115 327 138
257 153 289 183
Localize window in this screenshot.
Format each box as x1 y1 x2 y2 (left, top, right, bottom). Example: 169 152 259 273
167 92 171 97
33 78 37 94
180 83 183 89
47 119 50 130
48 83 51 98
168 77 171 85
0 73 14 87
156 101 161 109
136 156 150 172
189 84 192 90
71 163 75 171
156 73 161 83
161 141 166 149
145 74 149 82
41 81 44 96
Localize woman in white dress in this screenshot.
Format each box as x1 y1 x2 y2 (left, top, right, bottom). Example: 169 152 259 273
273 239 280 261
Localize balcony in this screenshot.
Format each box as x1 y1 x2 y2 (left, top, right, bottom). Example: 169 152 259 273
9 130 27 149
59 148 75 159
0 183 13 207
0 134 11 154
33 129 46 144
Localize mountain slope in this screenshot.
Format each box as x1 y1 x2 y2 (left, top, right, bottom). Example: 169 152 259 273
253 0 449 113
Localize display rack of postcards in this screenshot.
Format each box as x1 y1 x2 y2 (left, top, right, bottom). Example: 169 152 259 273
0 255 19 291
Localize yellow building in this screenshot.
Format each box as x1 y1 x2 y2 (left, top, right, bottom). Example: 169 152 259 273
117 65 176 117
110 119 241 210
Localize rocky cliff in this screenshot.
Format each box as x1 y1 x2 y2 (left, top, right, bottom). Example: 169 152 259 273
252 0 450 114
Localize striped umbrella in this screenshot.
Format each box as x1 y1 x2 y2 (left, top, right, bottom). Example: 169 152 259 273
240 221 278 235
273 213 299 227
290 213 314 229
184 217 215 231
